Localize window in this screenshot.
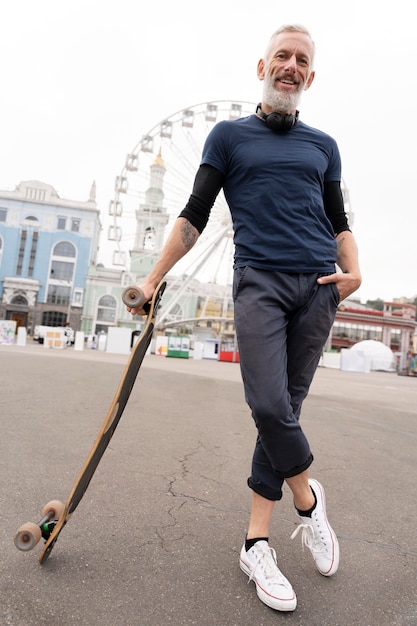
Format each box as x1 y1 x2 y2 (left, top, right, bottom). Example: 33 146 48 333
42 311 67 326
50 260 74 281
97 295 117 322
16 230 27 275
54 241 76 257
332 322 382 343
72 289 83 307
57 217 66 230
0 208 7 222
71 218 80 232
99 295 117 307
28 231 38 277
143 227 156 250
47 285 71 305
391 329 401 347
11 295 28 305
47 241 76 305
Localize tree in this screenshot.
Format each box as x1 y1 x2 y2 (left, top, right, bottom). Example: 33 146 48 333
365 298 384 311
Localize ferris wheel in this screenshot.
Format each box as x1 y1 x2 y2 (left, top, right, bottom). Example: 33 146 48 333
107 100 353 324
107 100 256 290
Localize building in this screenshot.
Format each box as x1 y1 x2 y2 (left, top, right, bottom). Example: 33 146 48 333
0 180 101 333
329 300 416 371
2 168 415 367
330 300 416 353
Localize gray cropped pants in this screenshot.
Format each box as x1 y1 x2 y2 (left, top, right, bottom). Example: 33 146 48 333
233 267 340 501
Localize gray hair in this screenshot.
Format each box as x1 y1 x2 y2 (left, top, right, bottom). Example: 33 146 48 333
265 24 315 66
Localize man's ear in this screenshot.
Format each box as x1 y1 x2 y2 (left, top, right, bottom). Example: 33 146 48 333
257 58 265 80
304 70 315 91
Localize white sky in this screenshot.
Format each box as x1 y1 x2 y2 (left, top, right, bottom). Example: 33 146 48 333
1 0 415 303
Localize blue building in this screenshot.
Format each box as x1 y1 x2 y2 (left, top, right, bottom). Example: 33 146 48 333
0 180 101 333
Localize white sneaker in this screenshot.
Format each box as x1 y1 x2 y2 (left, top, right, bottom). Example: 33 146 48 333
239 540 297 611
291 478 339 576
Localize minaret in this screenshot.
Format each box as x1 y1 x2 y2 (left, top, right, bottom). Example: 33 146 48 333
89 180 96 203
129 149 170 278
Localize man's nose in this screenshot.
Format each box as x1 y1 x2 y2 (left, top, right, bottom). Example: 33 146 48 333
283 54 297 72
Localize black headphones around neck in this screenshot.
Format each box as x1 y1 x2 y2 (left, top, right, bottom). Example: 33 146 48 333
256 103 299 132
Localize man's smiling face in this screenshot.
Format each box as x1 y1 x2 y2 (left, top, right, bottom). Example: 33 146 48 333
257 30 315 114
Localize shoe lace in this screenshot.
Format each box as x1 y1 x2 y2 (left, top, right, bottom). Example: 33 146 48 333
248 544 288 586
290 521 330 556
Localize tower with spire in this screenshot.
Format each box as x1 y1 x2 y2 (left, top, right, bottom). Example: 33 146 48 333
129 149 170 279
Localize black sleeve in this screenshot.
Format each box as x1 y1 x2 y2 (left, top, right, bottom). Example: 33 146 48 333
178 164 224 233
323 181 351 235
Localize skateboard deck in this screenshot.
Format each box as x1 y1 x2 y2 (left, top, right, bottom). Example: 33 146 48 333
14 280 166 564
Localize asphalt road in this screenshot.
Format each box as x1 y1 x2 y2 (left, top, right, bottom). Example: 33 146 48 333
1 343 416 626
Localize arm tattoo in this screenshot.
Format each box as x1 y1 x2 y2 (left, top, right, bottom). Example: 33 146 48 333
181 219 198 250
336 234 346 252
336 234 349 272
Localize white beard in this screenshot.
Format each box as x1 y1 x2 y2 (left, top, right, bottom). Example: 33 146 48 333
262 76 302 113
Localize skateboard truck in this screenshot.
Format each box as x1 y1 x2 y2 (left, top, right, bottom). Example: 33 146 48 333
14 500 65 552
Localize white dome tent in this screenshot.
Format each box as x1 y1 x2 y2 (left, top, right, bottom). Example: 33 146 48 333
343 340 396 372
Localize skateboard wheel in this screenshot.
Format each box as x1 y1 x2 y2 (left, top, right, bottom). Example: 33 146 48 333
122 286 145 308
14 522 42 551
41 500 65 521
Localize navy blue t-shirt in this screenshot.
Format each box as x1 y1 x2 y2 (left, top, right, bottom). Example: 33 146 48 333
201 114 340 273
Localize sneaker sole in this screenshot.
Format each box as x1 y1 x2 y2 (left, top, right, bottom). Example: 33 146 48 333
239 557 297 612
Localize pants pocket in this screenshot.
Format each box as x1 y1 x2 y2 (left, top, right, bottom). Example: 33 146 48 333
233 266 249 300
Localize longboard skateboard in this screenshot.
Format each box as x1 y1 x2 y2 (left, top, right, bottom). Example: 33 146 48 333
14 280 166 564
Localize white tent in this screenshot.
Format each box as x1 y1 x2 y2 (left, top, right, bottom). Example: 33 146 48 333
350 340 395 371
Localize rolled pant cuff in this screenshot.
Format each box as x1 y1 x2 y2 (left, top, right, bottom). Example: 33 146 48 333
247 477 284 501
247 452 314 500
274 453 314 479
